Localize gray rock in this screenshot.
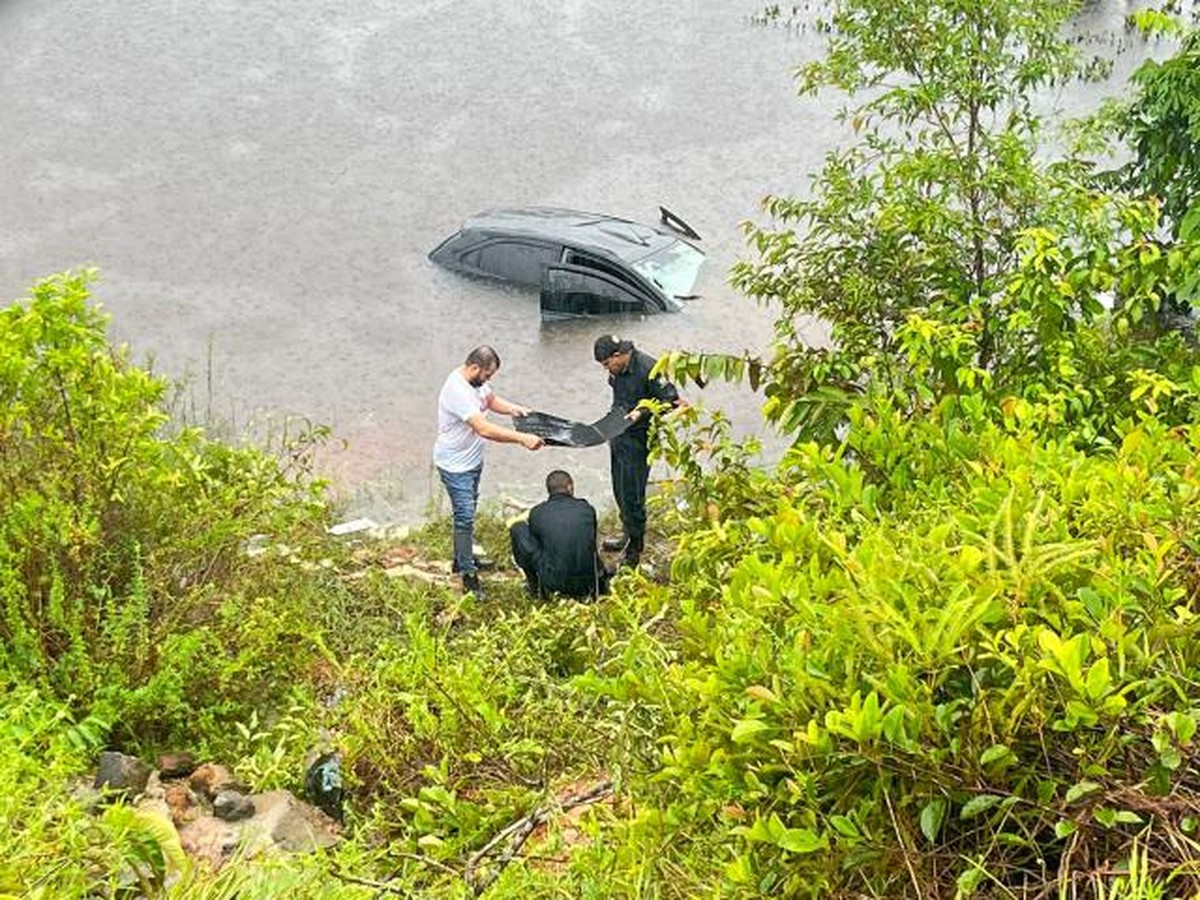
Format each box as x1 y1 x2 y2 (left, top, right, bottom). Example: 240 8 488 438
213 790 256 822
252 791 341 852
141 771 165 801
177 816 241 869
135 772 170 819
173 790 342 869
68 777 102 812
94 751 152 796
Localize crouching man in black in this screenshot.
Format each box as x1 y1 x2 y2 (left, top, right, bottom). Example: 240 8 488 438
510 470 611 600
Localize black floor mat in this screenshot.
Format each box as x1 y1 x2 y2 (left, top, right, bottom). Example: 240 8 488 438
514 409 631 447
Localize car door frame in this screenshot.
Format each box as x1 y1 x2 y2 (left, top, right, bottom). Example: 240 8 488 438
451 236 563 287
539 263 666 318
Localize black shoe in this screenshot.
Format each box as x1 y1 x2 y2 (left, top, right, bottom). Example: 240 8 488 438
618 552 640 570
462 573 486 598
602 536 628 553
453 555 495 573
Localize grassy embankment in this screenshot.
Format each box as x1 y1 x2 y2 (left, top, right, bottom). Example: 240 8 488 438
7 271 1200 899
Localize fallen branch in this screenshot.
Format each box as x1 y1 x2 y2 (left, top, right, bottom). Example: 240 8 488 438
465 779 614 895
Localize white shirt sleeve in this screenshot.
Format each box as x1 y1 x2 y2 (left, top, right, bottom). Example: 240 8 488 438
444 379 492 423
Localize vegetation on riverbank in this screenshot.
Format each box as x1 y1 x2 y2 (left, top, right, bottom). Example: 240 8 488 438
6 1 1200 897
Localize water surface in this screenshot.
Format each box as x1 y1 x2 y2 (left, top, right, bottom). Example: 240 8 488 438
0 0 1168 521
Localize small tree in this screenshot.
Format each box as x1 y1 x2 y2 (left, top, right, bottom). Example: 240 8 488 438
736 0 1087 434
1112 17 1200 236
659 0 1200 446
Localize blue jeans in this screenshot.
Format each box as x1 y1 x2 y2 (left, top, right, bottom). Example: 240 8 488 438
437 465 482 576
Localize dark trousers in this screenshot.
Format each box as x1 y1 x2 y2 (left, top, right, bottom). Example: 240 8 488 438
510 520 542 593
510 521 609 599
610 435 649 553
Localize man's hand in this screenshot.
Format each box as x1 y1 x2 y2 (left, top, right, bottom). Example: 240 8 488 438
510 404 533 417
624 408 643 423
519 433 544 450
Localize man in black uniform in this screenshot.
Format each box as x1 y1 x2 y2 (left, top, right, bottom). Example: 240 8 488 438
593 334 683 568
510 470 610 599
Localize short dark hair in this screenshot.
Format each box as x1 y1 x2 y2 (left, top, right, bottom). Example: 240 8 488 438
593 334 634 362
545 470 573 496
465 345 501 370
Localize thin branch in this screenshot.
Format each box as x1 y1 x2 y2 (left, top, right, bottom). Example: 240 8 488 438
393 852 465 881
882 788 924 898
466 779 614 895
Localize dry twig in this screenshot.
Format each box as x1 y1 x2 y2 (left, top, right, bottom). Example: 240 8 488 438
466 779 614 895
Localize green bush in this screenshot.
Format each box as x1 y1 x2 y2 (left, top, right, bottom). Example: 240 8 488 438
0 271 327 733
563 399 1200 898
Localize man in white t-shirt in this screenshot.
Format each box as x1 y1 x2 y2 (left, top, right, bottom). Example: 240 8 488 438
434 345 543 596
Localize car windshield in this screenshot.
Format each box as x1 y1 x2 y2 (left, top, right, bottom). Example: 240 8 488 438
630 240 705 298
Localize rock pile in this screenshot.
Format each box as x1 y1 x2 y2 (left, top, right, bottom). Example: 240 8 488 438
94 750 340 869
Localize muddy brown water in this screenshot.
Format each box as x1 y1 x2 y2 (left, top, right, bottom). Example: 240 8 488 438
0 0 1173 522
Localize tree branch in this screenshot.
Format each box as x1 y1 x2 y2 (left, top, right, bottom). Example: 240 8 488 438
466 779 614 895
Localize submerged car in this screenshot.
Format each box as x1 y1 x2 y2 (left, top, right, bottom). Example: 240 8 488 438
428 206 705 318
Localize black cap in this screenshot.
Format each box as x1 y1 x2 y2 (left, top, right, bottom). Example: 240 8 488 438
593 334 634 362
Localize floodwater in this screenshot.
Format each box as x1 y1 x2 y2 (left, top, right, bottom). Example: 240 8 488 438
0 0 1171 523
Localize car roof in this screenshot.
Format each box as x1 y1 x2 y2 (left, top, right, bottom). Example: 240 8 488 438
458 207 684 263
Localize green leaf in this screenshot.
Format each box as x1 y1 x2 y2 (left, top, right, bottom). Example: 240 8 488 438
1065 780 1102 804
1159 747 1183 770
995 831 1032 848
1182 204 1200 242
724 854 753 884
829 815 860 838
920 798 947 843
957 863 985 898
1055 820 1078 839
731 719 771 743
881 705 907 743
979 744 1013 766
1084 658 1111 700
1166 711 1197 745
776 827 826 854
960 794 1002 820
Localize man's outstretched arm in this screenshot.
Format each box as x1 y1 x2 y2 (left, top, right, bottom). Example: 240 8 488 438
467 412 542 450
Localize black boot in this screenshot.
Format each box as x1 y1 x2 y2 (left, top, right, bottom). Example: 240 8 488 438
462 572 486 599
620 536 643 569
452 555 495 573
